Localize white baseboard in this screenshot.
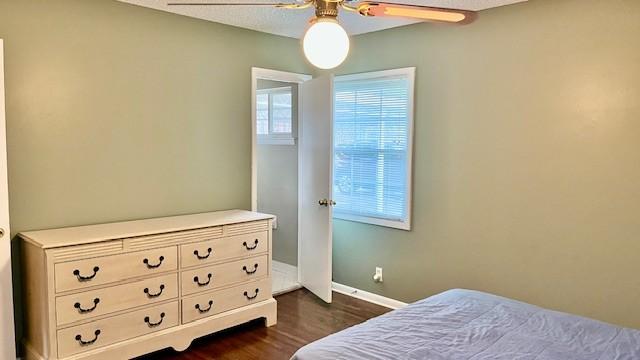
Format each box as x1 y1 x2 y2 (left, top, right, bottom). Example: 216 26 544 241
271 262 407 309
332 282 408 310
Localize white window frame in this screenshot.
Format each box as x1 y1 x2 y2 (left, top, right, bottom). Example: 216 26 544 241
257 86 296 145
332 67 415 231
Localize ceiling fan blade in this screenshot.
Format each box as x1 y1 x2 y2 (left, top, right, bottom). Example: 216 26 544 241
168 2 294 6
356 2 476 24
167 1 312 8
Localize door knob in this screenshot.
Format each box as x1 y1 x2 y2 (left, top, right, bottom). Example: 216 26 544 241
318 199 336 206
0 228 4 237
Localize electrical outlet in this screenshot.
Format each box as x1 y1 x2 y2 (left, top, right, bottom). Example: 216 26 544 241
373 266 383 283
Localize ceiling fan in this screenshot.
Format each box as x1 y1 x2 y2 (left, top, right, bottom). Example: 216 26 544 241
168 0 477 69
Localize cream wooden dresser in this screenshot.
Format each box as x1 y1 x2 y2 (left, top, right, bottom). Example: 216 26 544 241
19 210 276 360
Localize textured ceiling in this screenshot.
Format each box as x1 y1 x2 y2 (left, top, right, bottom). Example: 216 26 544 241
118 0 527 38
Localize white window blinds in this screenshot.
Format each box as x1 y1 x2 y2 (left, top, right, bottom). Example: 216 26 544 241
333 69 414 229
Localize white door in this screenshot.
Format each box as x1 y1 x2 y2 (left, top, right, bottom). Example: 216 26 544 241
0 39 16 360
299 75 334 303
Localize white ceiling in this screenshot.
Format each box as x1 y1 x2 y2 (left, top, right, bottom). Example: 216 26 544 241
118 0 527 38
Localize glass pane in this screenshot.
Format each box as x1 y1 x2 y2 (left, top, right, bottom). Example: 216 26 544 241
271 92 292 134
256 93 269 135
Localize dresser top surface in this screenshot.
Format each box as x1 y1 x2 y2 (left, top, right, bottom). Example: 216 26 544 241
19 209 274 249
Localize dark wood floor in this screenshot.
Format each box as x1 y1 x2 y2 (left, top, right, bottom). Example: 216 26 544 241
137 289 390 360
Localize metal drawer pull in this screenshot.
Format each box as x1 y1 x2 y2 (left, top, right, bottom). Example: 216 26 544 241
242 264 259 275
143 256 165 269
243 239 259 250
75 330 101 346
244 288 259 300
194 247 213 260
73 266 99 282
144 312 165 328
74 298 100 314
143 284 165 298
195 300 214 313
193 273 212 287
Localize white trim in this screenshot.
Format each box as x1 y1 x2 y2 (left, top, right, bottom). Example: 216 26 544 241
257 136 296 146
251 67 311 212
257 86 293 94
332 282 408 310
256 86 292 94
334 67 415 83
296 83 304 287
334 212 410 231
333 67 415 231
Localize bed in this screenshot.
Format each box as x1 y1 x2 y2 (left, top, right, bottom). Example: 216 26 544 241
291 289 640 360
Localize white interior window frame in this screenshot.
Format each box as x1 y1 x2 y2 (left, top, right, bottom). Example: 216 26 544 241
256 86 296 145
332 67 415 231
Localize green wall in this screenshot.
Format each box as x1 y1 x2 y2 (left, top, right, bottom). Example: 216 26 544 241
0 0 306 235
332 0 640 329
0 0 305 349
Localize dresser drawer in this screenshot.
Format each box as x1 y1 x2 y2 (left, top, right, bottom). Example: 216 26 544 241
182 278 271 324
181 255 269 296
55 273 178 326
54 246 178 293
180 231 268 268
56 301 179 358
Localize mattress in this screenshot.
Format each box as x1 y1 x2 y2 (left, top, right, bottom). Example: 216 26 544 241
291 289 640 360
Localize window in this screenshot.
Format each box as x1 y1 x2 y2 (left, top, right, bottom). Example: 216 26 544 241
256 86 295 145
333 68 414 230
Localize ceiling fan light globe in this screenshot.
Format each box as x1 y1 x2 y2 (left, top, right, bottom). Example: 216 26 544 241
303 18 349 70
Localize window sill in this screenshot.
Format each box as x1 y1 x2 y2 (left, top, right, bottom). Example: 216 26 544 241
257 136 296 145
333 212 411 231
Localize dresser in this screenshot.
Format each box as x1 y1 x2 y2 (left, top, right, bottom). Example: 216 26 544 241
19 210 276 360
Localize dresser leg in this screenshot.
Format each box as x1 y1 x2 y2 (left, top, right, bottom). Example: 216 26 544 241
264 300 278 327
172 339 193 352
265 314 277 327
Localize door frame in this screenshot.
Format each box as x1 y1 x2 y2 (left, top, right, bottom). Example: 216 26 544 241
250 67 312 286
